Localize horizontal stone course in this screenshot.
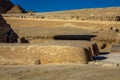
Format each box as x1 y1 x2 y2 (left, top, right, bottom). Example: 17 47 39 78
0 44 86 64
0 40 99 65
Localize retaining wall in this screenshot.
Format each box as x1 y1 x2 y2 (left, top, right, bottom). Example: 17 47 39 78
0 43 91 65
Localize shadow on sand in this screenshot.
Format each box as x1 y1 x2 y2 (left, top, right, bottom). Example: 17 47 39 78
93 52 110 61
53 35 96 40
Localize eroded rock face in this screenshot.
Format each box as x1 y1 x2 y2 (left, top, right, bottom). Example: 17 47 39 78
0 14 18 43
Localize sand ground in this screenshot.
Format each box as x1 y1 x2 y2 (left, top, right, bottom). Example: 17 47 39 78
0 64 120 80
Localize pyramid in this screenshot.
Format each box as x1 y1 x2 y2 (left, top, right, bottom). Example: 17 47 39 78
0 14 18 43
0 14 10 42
0 15 7 24
7 5 27 14
0 7 4 13
0 0 14 13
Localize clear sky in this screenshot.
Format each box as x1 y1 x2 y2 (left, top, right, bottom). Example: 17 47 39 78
11 0 120 12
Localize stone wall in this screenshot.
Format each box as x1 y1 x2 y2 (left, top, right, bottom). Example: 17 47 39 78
42 40 99 56
0 43 92 65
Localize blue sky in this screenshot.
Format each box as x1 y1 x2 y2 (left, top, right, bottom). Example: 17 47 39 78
11 0 120 12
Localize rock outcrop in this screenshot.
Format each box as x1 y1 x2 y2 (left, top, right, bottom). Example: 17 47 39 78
0 14 18 43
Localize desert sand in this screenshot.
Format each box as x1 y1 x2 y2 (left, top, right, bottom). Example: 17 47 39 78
0 64 120 80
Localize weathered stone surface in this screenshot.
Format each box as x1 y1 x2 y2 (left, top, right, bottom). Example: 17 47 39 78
42 40 100 57
0 43 91 65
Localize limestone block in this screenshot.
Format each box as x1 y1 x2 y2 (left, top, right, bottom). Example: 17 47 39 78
39 46 88 64
43 40 100 57
0 43 90 65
